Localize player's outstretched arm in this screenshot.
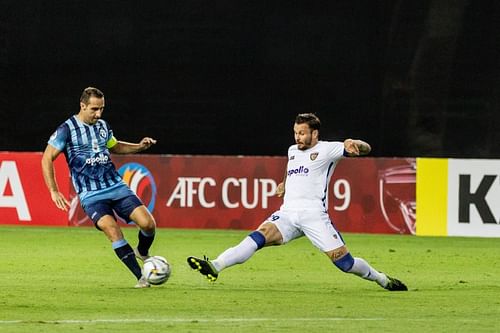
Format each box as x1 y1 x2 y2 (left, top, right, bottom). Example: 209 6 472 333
41 144 70 211
344 139 371 157
110 137 157 154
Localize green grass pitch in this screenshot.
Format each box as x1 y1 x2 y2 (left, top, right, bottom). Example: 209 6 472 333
1 225 499 332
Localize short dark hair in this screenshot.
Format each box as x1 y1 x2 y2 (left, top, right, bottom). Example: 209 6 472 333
80 87 104 104
295 113 321 131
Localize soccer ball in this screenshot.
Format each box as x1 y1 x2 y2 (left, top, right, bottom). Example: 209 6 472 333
143 256 171 285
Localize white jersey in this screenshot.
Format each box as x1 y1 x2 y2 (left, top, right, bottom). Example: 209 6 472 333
281 140 345 212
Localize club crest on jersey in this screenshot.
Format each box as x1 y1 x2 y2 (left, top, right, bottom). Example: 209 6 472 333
99 128 107 139
310 152 319 161
289 155 295 160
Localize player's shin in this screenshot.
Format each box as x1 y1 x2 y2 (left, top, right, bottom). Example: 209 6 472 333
137 229 155 257
212 231 265 272
113 239 142 279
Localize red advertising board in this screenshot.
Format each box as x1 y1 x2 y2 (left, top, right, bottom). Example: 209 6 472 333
69 155 288 230
0 152 70 226
69 155 416 234
1 152 415 234
330 158 416 235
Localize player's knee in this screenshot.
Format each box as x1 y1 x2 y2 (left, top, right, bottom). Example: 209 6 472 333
144 217 156 232
137 213 156 232
333 253 355 272
130 206 156 230
257 222 283 245
248 231 266 249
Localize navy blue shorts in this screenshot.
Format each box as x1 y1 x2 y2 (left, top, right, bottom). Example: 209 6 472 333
82 194 144 230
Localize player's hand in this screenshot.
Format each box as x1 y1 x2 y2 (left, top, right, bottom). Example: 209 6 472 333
276 182 285 197
50 191 70 211
139 137 157 150
344 138 371 156
344 139 360 156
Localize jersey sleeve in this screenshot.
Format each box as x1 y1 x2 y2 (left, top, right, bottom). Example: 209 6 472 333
327 141 345 160
103 120 118 149
47 123 69 151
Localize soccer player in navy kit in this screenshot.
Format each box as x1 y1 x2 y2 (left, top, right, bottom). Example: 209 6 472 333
188 113 407 291
42 87 157 288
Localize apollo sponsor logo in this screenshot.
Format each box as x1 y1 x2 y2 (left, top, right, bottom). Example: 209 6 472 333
287 165 309 176
85 153 109 166
166 177 277 209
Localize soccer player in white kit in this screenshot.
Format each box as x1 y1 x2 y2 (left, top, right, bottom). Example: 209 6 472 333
188 113 407 291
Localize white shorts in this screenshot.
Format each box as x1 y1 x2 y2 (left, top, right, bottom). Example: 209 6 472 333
263 209 345 252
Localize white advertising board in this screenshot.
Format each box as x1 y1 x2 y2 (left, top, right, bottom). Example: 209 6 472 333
448 159 500 237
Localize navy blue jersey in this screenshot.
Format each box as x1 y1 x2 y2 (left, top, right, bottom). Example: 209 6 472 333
48 115 125 203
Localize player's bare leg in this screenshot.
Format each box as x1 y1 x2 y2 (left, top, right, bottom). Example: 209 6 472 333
327 245 407 291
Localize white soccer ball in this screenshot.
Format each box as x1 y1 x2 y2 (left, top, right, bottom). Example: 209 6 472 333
143 256 171 285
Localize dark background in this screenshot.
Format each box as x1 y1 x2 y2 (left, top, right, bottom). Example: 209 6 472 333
1 1 499 157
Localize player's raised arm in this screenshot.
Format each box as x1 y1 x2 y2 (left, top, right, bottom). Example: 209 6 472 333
109 137 157 154
41 144 70 211
343 138 371 157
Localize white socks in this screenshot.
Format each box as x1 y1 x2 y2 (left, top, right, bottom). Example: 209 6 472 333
211 236 258 272
348 257 388 287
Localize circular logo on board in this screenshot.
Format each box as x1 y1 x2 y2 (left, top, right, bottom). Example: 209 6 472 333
118 162 157 212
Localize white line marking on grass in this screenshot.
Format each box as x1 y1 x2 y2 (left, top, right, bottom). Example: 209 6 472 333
0 317 484 325
0 318 384 325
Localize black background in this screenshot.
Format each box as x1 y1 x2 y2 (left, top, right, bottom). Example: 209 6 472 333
2 1 500 157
